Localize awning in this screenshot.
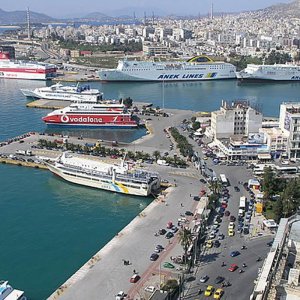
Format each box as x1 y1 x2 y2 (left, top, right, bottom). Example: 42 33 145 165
258 153 271 160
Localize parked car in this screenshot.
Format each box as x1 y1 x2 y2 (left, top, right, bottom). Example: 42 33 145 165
144 286 155 293
150 253 159 261
228 222 235 230
159 228 166 235
234 186 240 192
228 229 235 236
200 275 209 283
230 251 240 257
185 211 194 216
214 240 221 248
166 232 174 239
205 285 214 296
224 210 230 217
206 240 213 248
116 291 126 300
130 274 140 283
230 216 236 222
163 262 175 269
218 233 225 240
214 276 225 284
228 264 238 272
214 288 224 299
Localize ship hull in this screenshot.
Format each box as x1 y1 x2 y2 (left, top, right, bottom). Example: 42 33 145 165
20 89 99 101
43 113 138 128
0 70 54 80
47 164 151 196
98 68 236 82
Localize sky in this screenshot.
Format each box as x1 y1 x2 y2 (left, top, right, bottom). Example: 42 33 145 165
0 0 293 18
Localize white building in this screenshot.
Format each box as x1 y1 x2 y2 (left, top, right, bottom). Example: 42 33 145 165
210 100 263 139
279 102 300 160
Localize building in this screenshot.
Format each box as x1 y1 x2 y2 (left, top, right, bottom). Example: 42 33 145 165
210 100 263 139
279 102 300 160
143 43 169 56
259 127 289 154
0 45 15 59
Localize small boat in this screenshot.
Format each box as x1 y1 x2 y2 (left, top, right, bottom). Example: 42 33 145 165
0 280 26 300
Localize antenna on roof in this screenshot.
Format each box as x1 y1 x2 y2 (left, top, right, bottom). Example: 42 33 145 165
152 11 155 26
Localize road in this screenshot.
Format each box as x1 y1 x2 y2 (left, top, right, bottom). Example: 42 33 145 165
178 133 273 300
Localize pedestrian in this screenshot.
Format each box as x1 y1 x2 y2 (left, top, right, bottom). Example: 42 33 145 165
133 269 136 274
190 193 192 197
180 203 183 207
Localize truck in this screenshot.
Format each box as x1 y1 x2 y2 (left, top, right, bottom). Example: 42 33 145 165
15 149 32 156
239 196 247 216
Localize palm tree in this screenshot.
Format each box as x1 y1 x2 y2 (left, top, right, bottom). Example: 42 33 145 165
153 150 161 161
209 180 222 195
178 228 193 266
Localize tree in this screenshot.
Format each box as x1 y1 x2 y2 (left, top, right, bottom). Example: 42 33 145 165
262 167 277 201
281 178 300 217
192 121 201 131
153 150 161 161
178 228 193 265
273 197 283 223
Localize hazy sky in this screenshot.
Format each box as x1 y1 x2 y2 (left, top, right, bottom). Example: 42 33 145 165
0 0 293 17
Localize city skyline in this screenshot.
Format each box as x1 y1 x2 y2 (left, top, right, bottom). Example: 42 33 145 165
0 0 293 18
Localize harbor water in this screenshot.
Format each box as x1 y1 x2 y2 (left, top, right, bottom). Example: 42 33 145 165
1 79 300 299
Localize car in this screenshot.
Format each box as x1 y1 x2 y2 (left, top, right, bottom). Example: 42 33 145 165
214 288 224 299
159 228 166 235
213 223 220 229
206 240 213 248
171 226 179 233
209 232 216 239
230 216 236 222
156 244 164 251
228 222 235 230
214 240 221 248
214 276 225 284
200 178 207 184
116 291 126 300
228 229 235 236
205 285 214 296
221 202 228 209
150 253 159 261
166 231 174 239
163 262 175 269
185 211 194 216
144 286 155 293
234 186 240 192
218 233 224 240
230 251 240 257
224 210 230 217
211 228 219 234
243 224 250 234
130 274 140 283
228 264 238 272
200 189 206 196
200 275 209 283
167 221 173 229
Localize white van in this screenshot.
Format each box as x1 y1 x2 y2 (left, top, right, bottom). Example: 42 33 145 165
238 209 244 217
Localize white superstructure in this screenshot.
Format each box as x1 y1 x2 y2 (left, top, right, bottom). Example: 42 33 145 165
98 55 236 82
46 153 160 196
21 83 103 102
0 52 56 80
236 63 300 81
0 281 26 300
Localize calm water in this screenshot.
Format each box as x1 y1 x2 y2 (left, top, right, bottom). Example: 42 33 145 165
1 79 300 299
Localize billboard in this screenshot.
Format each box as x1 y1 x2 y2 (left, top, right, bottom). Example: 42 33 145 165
248 133 265 144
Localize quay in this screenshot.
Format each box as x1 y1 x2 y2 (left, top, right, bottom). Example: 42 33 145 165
0 107 198 299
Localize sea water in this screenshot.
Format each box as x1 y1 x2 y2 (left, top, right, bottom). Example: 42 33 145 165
1 79 300 299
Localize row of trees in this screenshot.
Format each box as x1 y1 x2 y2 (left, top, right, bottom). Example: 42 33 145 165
37 139 187 166
169 127 193 157
58 39 143 53
262 167 300 222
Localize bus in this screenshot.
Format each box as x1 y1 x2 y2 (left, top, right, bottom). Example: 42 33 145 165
239 196 247 216
220 174 228 186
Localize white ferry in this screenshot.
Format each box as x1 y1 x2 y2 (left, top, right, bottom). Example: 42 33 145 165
0 280 26 300
98 55 236 82
236 63 300 81
46 152 161 196
20 83 103 102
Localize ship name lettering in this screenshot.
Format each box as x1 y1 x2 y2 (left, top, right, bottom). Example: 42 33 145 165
291 76 300 80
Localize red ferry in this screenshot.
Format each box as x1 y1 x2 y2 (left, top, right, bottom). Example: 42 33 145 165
42 103 139 128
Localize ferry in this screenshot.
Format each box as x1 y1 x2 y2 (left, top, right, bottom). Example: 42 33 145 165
236 63 300 82
46 152 161 196
21 83 103 102
0 280 26 300
0 52 56 80
42 102 139 128
97 55 236 82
